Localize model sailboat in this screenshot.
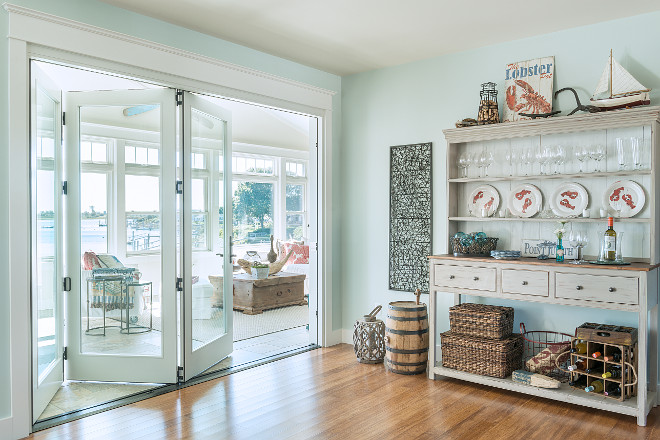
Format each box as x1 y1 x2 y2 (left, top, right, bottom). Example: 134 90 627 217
590 50 651 110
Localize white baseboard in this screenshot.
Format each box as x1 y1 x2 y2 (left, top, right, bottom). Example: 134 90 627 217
323 329 344 346
341 328 353 344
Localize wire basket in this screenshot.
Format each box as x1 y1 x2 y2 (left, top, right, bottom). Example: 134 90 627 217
519 323 572 381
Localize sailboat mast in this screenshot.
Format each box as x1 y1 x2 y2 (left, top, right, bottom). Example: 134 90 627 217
609 49 613 99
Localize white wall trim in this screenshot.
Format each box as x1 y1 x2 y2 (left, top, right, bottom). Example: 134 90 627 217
6 5 336 437
3 4 335 106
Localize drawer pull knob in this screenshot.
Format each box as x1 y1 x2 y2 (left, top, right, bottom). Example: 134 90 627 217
576 286 583 290
522 281 528 286
473 276 479 281
449 275 455 279
609 287 616 292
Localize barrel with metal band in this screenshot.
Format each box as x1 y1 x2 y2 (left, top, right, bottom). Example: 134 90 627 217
385 301 429 374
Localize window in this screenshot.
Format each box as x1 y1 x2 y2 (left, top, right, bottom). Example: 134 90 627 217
286 161 305 177
125 145 159 166
81 141 108 163
232 181 274 245
192 178 207 250
232 155 273 174
126 175 160 253
286 184 305 240
80 172 108 253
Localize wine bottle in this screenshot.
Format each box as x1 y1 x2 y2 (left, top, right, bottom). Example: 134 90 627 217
591 351 602 359
585 380 604 393
568 358 587 371
604 217 617 261
603 349 622 362
571 342 587 354
568 374 588 387
604 384 622 397
602 370 621 379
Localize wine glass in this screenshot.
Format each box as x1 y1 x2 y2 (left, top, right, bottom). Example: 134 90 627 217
616 137 626 171
578 232 589 263
631 137 641 170
457 152 468 178
485 151 495 177
521 148 532 176
477 150 487 177
575 147 587 172
535 148 545 175
464 153 474 178
505 149 514 176
592 145 606 172
568 230 581 264
554 146 566 174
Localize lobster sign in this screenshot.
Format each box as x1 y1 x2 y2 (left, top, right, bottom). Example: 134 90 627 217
503 56 555 122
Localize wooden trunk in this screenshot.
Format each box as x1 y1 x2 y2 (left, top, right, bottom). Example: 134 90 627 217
385 301 429 375
232 272 307 315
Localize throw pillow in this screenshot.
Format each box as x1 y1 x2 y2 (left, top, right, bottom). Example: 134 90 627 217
280 242 309 264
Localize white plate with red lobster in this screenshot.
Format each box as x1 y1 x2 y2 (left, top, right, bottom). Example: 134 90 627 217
508 184 542 218
602 180 645 218
549 183 588 218
468 185 500 217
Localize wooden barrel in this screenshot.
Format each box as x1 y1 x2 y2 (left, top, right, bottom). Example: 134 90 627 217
385 301 429 375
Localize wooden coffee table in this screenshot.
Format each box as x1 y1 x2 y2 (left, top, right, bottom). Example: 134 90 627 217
232 272 307 315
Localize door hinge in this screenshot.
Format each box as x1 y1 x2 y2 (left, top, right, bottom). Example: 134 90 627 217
315 310 318 317
63 346 68 360
63 277 71 292
177 366 184 383
62 181 68 195
176 180 183 195
62 112 66 126
315 242 318 251
315 142 318 149
176 277 183 292
176 90 183 106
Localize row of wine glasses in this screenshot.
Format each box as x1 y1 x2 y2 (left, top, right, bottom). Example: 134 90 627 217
457 149 494 178
616 137 643 171
575 145 606 172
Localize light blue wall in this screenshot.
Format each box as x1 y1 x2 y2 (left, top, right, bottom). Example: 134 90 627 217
341 13 660 335
0 0 342 422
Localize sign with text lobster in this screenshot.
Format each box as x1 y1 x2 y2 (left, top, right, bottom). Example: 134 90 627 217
503 56 554 122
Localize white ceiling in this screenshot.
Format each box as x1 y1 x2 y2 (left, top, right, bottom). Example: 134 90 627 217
100 0 660 76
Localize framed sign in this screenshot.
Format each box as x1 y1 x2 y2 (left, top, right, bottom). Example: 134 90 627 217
503 56 555 122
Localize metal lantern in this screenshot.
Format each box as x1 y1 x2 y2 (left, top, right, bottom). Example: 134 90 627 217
353 306 386 364
477 82 500 125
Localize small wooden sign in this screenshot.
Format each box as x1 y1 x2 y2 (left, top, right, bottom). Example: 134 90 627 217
521 239 577 260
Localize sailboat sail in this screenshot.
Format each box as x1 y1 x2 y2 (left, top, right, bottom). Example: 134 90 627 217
611 58 648 96
593 62 610 97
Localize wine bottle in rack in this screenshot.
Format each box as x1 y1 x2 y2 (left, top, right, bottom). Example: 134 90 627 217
602 365 622 379
568 358 588 371
569 375 588 387
603 348 622 362
571 341 587 354
585 380 604 393
604 384 622 397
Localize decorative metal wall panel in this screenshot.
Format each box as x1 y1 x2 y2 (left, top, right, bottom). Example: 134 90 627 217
389 142 432 293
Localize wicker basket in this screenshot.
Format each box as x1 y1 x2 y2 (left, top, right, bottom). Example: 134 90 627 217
449 303 514 340
451 237 498 256
441 332 523 378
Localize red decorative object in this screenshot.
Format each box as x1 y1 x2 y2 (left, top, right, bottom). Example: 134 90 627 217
279 242 309 264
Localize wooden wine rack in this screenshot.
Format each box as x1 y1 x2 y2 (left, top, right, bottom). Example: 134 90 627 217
568 337 638 402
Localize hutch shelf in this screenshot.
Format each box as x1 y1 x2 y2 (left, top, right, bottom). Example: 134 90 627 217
428 107 660 426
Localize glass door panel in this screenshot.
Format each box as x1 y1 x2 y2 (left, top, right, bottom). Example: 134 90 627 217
31 63 64 422
65 89 177 383
182 93 233 381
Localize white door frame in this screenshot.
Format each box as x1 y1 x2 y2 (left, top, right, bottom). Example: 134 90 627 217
6 4 336 438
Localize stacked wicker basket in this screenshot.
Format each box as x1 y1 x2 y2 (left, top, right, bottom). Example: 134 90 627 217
440 303 523 378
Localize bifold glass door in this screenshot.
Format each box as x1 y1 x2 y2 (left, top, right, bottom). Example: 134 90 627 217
31 63 64 422
180 92 233 381
64 88 178 383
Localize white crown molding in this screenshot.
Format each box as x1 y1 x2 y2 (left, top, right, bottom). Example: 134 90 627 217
2 3 336 100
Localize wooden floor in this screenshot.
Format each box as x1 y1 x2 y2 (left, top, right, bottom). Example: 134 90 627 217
26 344 660 440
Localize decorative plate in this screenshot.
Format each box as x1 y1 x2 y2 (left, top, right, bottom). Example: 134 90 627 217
549 182 589 218
508 184 542 218
601 180 645 218
468 185 500 217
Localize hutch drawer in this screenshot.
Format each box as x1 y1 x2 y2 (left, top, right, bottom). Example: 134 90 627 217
501 269 549 297
433 264 496 291
555 272 638 305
